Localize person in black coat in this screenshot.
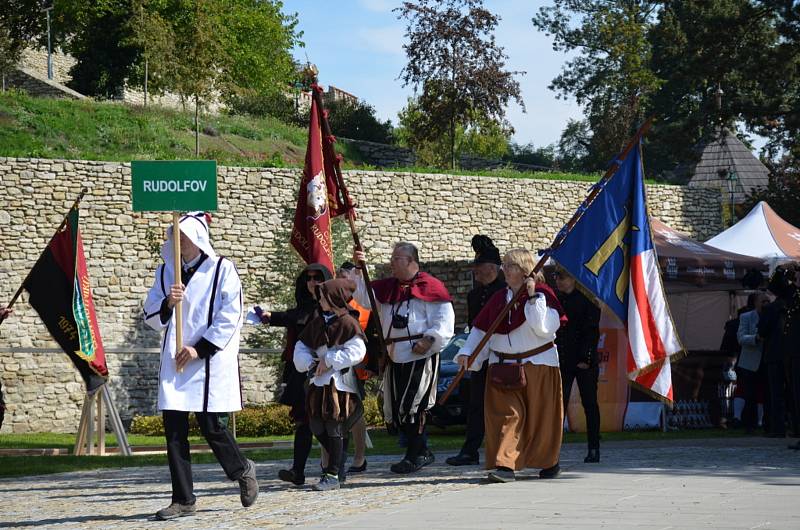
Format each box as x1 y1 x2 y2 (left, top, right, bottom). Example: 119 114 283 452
785 266 800 449
554 268 602 463
446 235 506 466
759 267 794 438
258 263 332 485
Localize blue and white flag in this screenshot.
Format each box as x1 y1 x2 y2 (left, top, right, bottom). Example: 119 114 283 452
551 141 682 402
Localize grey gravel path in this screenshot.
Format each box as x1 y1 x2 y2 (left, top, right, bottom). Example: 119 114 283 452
1 437 798 529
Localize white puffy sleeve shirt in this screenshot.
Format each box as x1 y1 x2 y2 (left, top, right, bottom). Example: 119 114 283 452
454 288 561 370
353 274 455 364
293 336 366 393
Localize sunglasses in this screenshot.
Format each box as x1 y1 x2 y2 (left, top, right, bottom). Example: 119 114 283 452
306 274 323 281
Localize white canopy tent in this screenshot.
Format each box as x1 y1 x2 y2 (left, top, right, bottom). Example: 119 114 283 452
705 201 800 269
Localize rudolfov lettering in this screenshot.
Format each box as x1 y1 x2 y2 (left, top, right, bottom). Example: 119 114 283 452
142 180 208 193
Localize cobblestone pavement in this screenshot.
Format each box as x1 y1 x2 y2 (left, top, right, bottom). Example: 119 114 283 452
1 437 799 529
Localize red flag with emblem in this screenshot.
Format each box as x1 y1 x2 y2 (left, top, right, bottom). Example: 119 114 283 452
291 85 347 272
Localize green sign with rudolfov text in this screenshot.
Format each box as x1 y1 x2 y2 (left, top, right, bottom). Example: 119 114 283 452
131 160 217 212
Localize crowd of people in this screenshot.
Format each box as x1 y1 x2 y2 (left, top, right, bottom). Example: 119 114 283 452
144 217 600 520
731 264 800 446
1 216 605 521
139 214 607 519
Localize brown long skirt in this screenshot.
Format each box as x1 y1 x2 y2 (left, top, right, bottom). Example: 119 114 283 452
484 363 563 471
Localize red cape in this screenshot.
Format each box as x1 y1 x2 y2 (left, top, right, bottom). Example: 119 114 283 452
473 283 567 334
371 272 452 304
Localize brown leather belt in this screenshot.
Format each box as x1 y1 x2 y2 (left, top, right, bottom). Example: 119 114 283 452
385 333 424 345
492 341 555 362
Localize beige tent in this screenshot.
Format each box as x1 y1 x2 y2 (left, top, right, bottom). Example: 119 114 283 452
652 218 767 350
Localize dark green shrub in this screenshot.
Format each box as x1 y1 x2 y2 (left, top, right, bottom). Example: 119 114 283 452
130 398 382 437
130 404 294 437
362 395 384 427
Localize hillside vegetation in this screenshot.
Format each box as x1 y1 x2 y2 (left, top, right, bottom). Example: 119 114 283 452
0 91 621 183
0 91 327 167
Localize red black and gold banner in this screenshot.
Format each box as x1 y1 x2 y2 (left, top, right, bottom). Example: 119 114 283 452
23 206 108 393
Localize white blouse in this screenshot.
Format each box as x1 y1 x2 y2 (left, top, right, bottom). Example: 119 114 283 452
455 288 561 370
293 335 366 394
353 275 455 364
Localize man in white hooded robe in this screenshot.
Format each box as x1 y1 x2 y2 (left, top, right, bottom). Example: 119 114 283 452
143 212 258 520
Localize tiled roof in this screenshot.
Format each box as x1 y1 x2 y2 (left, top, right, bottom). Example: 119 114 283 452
682 127 769 203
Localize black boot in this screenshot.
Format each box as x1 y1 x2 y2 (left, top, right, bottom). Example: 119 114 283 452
584 448 600 463
539 463 561 479
446 453 479 466
278 468 305 486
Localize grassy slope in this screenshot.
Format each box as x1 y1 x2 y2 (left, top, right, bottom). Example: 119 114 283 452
0 91 329 167
0 91 615 183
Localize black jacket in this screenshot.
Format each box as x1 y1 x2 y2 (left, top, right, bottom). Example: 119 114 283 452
467 276 506 327
556 289 601 369
269 264 332 406
758 299 786 364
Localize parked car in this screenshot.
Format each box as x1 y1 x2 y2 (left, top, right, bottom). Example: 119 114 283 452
430 332 472 427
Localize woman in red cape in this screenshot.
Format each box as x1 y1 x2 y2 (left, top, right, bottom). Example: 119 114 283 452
455 248 565 483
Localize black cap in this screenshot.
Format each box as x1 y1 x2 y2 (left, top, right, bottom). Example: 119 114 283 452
471 235 501 265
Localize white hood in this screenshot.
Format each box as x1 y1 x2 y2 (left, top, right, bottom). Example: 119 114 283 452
160 211 217 271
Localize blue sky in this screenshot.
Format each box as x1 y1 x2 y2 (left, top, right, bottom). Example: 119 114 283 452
285 0 582 149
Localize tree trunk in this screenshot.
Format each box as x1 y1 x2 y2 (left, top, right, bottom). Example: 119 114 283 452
195 95 200 156
450 115 456 170
144 58 148 107
1 73 5 93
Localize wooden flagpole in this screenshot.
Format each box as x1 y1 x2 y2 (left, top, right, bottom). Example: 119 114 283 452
172 212 183 372
311 86 390 364
0 188 88 327
438 118 654 405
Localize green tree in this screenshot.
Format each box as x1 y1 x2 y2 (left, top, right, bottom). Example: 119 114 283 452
0 0 46 91
505 142 556 168
556 118 592 171
533 0 662 171
0 0 48 51
460 115 512 160
0 22 16 92
742 157 800 227
49 0 302 119
325 98 394 144
217 0 300 106
123 0 176 105
647 1 799 176
42 0 143 98
396 93 513 167
758 0 800 161
169 0 224 155
396 0 524 169
395 96 450 167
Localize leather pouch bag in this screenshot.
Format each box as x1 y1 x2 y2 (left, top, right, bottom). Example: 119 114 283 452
488 362 526 390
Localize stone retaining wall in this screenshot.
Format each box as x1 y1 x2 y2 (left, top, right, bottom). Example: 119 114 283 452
5 68 86 100
0 157 722 432
1 350 277 434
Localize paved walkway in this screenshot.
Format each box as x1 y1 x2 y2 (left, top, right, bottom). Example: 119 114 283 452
1 437 798 529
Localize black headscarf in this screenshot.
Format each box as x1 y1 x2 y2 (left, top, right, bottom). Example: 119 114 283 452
294 263 333 312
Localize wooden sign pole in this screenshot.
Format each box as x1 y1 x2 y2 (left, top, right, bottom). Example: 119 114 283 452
172 212 183 371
